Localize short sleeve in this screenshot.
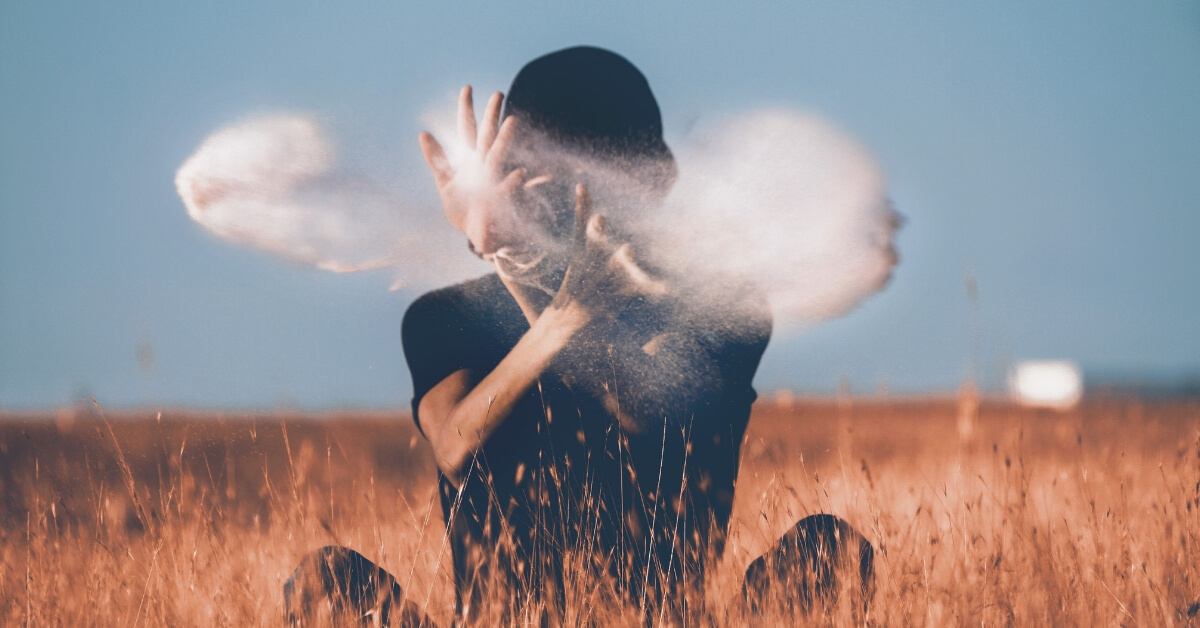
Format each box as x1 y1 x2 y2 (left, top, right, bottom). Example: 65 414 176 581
401 289 474 435
401 276 528 436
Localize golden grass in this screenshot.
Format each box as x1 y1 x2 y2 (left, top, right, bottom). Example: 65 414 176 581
1 395 1198 626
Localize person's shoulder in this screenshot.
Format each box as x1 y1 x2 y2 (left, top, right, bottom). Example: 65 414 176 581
398 273 501 336
403 273 507 323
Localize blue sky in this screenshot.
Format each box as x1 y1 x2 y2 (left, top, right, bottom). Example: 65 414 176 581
2 2 1198 409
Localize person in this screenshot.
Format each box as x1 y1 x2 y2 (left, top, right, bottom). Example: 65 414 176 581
285 46 873 627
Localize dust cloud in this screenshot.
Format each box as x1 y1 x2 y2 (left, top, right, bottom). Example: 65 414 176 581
175 107 898 328
656 110 899 328
174 114 476 289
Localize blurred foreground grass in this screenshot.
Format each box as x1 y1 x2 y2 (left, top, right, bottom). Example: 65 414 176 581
1 396 1198 625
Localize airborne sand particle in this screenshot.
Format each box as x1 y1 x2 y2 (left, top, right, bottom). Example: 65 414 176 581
174 113 478 288
175 106 899 329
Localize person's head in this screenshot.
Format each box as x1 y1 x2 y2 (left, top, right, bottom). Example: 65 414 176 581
501 46 676 244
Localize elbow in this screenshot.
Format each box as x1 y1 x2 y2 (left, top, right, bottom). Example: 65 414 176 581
434 453 469 488
417 392 477 487
418 379 498 488
431 426 475 488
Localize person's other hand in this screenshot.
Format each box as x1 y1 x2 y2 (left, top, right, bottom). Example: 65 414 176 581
419 86 526 255
550 184 667 322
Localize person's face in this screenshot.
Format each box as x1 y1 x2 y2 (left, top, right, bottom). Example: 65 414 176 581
497 129 677 256
511 165 581 245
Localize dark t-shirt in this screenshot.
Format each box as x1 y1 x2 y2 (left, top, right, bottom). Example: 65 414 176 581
401 272 770 615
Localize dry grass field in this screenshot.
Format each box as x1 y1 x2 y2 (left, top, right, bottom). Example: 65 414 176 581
1 394 1198 626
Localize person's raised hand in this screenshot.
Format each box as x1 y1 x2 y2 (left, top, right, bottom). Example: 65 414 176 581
419 86 526 255
549 184 667 323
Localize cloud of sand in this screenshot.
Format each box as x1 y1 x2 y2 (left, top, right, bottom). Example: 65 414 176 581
175 108 898 328
174 114 477 288
656 110 899 327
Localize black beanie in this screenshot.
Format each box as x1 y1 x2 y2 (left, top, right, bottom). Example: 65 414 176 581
502 46 673 165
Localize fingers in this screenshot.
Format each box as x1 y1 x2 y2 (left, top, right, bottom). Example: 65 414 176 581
587 214 608 241
501 168 526 195
523 174 553 189
477 92 503 153
485 116 519 176
457 85 477 149
574 185 613 249
573 184 592 248
612 244 668 296
418 132 453 188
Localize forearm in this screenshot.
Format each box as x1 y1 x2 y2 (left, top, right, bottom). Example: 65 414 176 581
430 303 587 484
498 276 674 430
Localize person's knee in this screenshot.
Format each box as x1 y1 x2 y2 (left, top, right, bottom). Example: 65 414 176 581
283 545 422 627
741 514 875 616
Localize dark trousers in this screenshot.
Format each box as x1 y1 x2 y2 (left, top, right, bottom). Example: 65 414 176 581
283 514 874 626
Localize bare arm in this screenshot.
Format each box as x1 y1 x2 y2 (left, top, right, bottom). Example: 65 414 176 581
416 303 585 485
416 88 665 485
416 188 665 485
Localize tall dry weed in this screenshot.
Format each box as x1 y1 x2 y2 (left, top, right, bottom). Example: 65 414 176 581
0 397 1197 625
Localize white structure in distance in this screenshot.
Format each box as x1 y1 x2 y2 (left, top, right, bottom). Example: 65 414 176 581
1009 360 1084 409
